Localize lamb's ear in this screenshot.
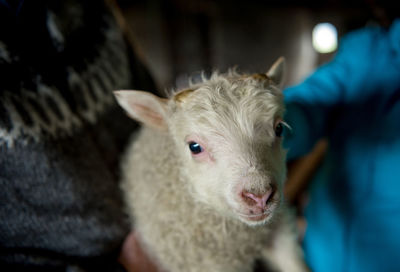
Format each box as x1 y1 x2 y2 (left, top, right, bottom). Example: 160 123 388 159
266 57 286 89
114 90 168 131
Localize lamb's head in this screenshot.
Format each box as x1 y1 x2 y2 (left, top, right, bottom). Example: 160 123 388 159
115 58 288 226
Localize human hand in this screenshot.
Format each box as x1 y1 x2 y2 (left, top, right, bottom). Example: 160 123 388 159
119 231 160 272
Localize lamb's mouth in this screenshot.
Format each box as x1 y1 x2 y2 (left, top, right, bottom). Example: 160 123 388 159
235 210 271 222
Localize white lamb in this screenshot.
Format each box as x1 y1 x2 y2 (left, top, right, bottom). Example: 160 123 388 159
114 58 308 272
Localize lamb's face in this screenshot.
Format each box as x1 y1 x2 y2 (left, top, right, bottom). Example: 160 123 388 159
168 74 287 226
114 58 287 226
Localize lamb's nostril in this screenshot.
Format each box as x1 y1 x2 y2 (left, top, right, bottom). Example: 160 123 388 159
261 190 273 205
242 190 273 208
242 192 258 206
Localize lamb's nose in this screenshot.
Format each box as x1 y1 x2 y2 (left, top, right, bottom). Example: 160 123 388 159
241 190 273 209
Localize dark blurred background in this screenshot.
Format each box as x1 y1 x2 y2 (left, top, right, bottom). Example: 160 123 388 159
116 0 376 92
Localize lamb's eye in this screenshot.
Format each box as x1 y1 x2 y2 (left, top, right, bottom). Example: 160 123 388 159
275 122 284 137
189 142 203 154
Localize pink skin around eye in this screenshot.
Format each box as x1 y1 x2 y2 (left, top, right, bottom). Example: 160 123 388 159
185 136 213 162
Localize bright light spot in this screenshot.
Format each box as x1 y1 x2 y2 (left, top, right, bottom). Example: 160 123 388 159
312 23 338 53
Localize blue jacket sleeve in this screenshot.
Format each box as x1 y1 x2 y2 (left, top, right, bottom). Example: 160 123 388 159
283 29 373 160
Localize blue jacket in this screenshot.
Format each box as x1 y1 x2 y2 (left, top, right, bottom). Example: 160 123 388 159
284 19 400 272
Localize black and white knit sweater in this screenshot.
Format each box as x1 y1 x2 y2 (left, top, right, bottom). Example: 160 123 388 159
0 1 156 270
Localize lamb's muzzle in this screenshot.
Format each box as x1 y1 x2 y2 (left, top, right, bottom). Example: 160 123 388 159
241 189 273 209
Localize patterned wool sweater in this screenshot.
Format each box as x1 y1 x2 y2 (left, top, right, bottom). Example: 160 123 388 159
0 1 156 270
